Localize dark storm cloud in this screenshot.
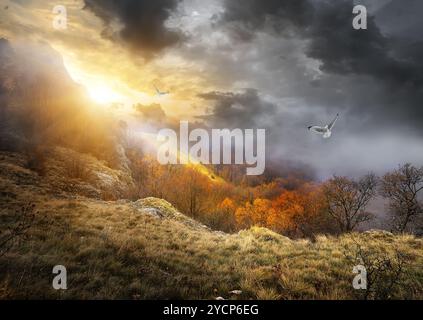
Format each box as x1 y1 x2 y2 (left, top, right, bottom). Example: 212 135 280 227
192 0 423 178
375 0 423 42
197 87 362 177
197 88 317 179
306 1 423 87
221 0 314 40
84 0 182 55
303 1 423 131
217 0 423 135
220 0 423 87
198 89 277 129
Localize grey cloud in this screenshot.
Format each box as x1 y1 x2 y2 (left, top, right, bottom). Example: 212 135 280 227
214 0 423 136
198 88 277 129
306 1 423 87
84 0 183 56
220 0 423 87
221 0 313 40
197 88 318 179
185 0 423 179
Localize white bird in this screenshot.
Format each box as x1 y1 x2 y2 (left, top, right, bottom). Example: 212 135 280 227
308 113 339 139
154 84 169 96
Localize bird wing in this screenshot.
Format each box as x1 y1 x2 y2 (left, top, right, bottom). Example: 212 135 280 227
308 126 326 134
328 113 339 131
153 85 160 94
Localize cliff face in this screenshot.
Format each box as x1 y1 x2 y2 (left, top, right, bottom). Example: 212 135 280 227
0 39 81 97
0 150 422 300
0 147 134 200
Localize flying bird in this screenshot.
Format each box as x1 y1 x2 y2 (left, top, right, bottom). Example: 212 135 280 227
154 84 169 97
308 113 339 139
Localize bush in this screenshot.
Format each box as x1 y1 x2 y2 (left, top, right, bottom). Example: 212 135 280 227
344 238 410 300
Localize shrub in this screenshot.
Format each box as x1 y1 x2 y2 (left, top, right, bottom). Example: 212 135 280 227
344 238 411 300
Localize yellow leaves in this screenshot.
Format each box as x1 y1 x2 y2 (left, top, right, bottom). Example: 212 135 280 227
218 198 236 214
235 199 275 229
233 184 330 237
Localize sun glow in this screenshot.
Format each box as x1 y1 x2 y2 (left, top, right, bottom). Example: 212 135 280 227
61 53 191 116
88 85 121 104
61 57 130 105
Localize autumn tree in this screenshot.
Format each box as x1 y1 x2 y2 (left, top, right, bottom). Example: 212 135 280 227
323 174 377 233
268 185 336 238
219 198 237 219
204 198 238 232
268 190 304 235
380 164 423 234
251 181 282 200
170 167 211 218
235 199 275 229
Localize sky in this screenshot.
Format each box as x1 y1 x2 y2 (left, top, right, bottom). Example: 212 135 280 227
1 0 423 179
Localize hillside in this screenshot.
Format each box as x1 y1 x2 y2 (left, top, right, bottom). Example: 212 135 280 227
0 151 422 300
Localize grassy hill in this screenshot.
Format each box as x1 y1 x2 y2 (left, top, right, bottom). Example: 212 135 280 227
0 150 422 300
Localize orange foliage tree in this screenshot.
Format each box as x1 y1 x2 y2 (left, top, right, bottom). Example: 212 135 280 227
267 184 336 238
235 198 275 229
204 197 238 232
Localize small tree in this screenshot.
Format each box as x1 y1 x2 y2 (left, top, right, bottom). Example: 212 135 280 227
323 174 377 233
380 164 423 234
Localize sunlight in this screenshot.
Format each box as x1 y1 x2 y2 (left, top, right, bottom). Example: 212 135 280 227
62 55 160 108
61 56 123 105
88 85 121 105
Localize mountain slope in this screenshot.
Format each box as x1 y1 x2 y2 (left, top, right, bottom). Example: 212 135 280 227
0 151 422 300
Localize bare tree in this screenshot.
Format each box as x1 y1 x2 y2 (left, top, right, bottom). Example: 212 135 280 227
323 174 377 232
380 164 423 234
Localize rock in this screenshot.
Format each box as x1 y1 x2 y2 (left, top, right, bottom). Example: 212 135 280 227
229 290 242 295
142 207 164 219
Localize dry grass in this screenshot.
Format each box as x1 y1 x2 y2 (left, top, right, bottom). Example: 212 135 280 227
0 152 422 300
